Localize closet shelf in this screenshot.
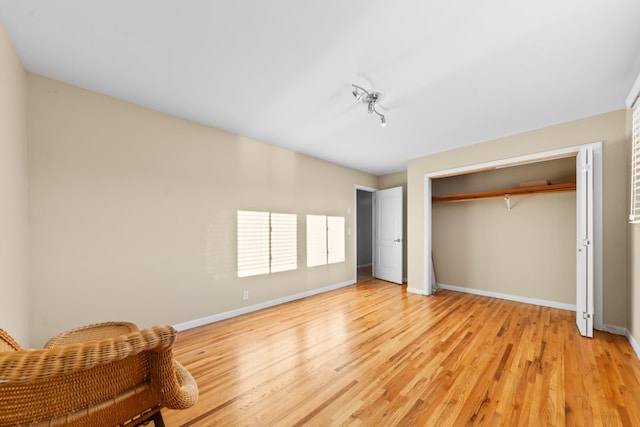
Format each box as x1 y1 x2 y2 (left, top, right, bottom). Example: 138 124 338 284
432 182 576 204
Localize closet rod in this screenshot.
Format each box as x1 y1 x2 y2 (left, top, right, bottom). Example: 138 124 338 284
432 182 576 204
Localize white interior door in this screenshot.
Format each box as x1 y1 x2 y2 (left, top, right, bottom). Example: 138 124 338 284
576 146 594 337
375 186 403 284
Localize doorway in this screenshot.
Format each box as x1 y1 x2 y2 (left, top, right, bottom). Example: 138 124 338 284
356 188 374 281
355 186 404 284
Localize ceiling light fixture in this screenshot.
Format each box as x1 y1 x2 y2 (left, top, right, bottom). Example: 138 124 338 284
352 84 386 127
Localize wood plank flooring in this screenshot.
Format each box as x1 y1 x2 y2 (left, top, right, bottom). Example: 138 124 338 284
163 280 640 426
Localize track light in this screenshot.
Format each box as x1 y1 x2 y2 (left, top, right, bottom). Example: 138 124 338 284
352 84 387 127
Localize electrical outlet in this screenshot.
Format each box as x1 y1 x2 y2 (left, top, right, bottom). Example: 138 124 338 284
243 290 249 300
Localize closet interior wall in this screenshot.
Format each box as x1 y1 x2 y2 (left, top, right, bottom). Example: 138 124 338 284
431 157 577 305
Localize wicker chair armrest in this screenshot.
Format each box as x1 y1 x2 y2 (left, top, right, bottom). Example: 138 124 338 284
0 325 176 385
44 321 140 348
155 359 199 409
148 352 199 409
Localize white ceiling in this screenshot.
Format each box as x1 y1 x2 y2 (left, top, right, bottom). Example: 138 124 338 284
1 1 640 175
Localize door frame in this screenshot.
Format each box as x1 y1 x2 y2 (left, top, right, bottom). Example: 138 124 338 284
420 142 603 332
354 185 378 281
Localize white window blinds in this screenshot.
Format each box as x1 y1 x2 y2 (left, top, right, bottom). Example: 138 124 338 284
270 213 298 273
629 73 640 224
237 211 270 277
327 216 345 264
237 211 297 277
306 215 328 267
306 215 346 267
631 103 640 223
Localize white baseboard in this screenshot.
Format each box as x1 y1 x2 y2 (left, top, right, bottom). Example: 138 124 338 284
602 326 640 361
627 330 640 361
173 280 356 332
407 287 425 295
357 263 372 268
601 324 627 336
437 283 577 311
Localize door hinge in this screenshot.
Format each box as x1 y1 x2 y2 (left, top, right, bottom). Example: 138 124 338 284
583 239 591 247
582 163 592 172
583 312 592 320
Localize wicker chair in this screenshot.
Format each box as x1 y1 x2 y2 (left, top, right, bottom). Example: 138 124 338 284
0 322 198 426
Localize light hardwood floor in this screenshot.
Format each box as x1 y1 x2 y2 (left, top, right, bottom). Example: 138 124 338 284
163 280 640 426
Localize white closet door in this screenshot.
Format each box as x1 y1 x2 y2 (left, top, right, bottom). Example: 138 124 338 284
576 146 594 337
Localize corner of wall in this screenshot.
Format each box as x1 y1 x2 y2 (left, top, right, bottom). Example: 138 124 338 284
0 21 29 346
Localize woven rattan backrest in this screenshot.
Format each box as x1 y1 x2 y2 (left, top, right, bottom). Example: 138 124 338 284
0 329 21 351
44 321 139 348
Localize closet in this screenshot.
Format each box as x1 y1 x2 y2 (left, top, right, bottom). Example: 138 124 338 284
430 156 577 308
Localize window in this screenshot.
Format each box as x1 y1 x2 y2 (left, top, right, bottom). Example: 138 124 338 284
306 215 345 267
327 216 345 264
237 211 270 277
306 215 327 267
630 100 640 223
237 211 297 277
270 213 298 273
628 72 640 223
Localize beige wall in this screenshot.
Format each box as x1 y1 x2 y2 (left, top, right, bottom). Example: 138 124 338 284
378 171 408 279
0 23 29 345
28 75 377 346
433 193 576 303
408 110 629 327
378 171 407 190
